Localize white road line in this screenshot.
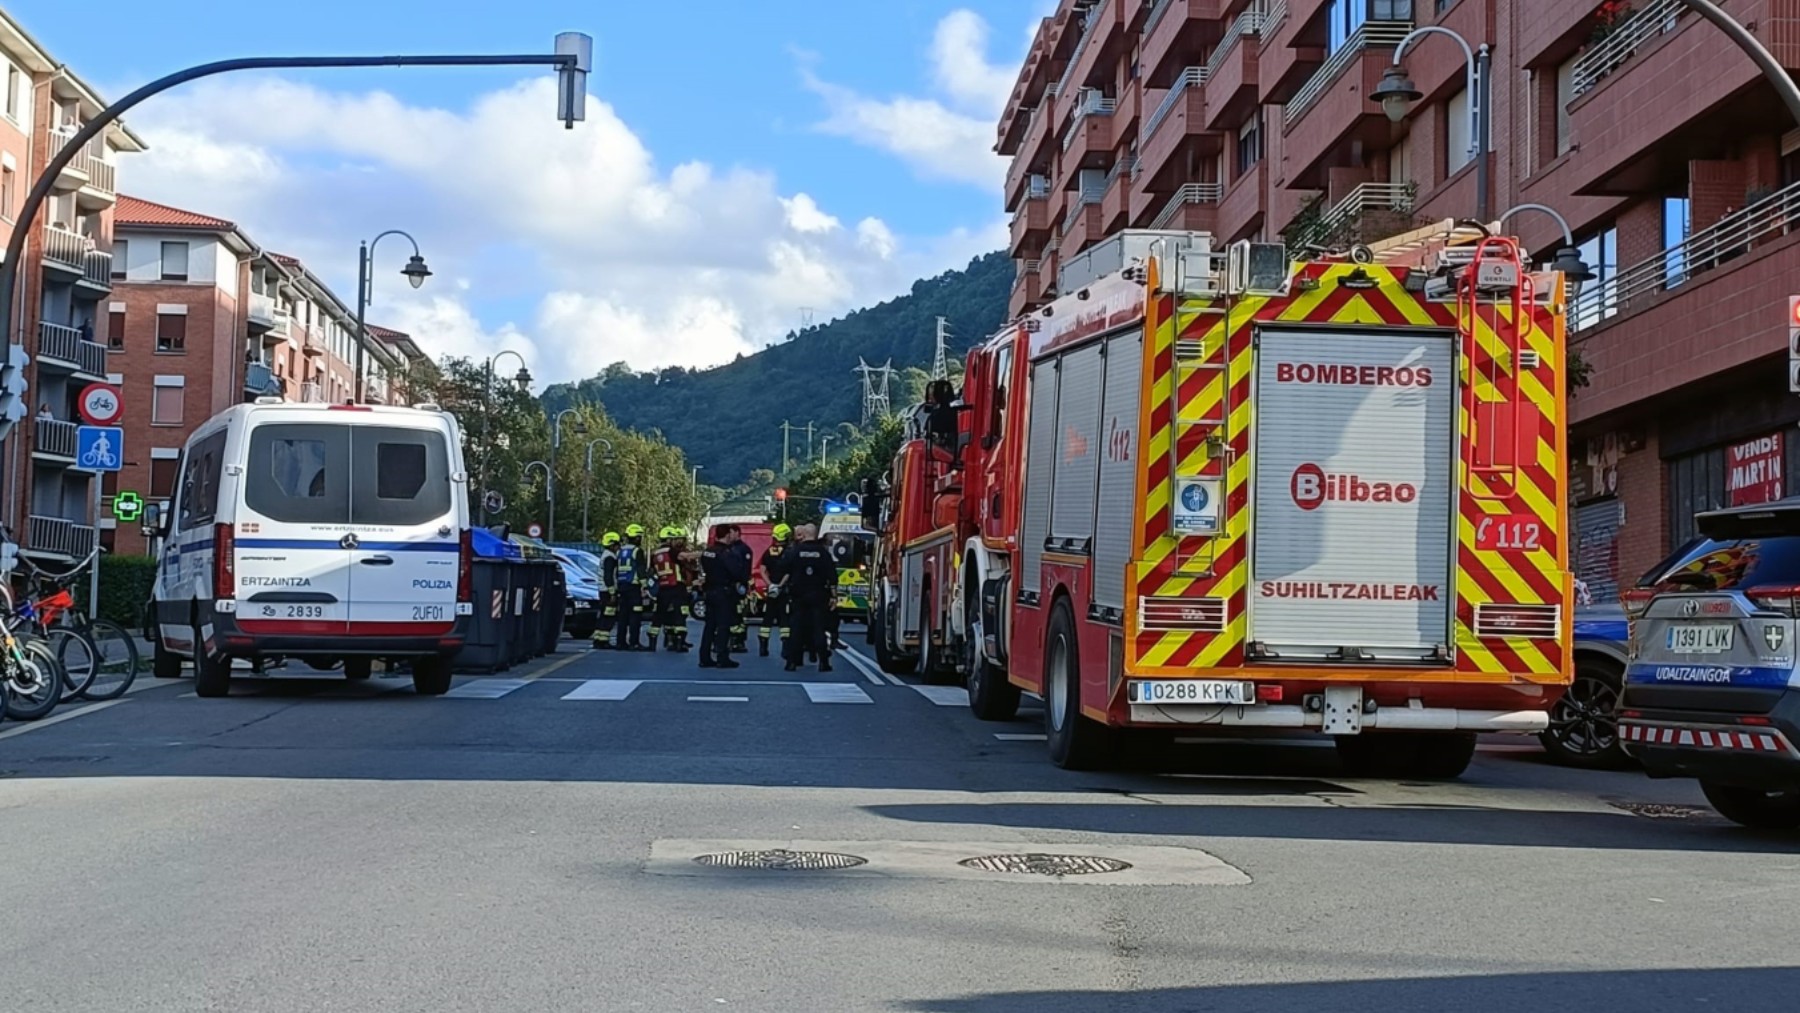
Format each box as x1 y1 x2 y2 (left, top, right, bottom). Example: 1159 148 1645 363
688 696 748 703
910 684 968 707
883 672 907 687
561 679 643 701
993 733 1047 742
444 678 531 700
834 647 886 686
0 699 126 740
803 683 874 704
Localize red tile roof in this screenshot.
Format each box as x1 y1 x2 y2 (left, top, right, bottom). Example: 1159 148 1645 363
367 324 409 340
114 195 236 230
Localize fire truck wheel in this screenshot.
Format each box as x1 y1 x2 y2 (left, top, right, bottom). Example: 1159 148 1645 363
1044 599 1116 770
916 602 958 686
872 607 915 675
966 634 1020 721
1334 732 1475 780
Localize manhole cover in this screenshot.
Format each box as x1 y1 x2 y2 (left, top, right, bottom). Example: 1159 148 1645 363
692 849 868 871
958 853 1133 876
1610 801 1711 819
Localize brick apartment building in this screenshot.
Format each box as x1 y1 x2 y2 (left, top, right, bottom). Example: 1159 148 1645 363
0 10 145 564
1000 0 1800 601
103 195 428 556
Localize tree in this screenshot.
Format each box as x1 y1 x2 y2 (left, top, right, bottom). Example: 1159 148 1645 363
777 414 905 527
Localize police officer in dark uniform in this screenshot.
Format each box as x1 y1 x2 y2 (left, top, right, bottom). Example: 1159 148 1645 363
698 524 749 669
728 533 755 653
782 523 838 673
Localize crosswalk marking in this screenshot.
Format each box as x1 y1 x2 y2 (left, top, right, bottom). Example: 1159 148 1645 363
993 733 1047 741
688 696 748 703
444 678 531 699
910 685 968 707
803 683 874 705
561 679 643 701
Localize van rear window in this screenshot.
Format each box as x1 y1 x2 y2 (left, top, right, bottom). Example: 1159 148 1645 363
351 427 451 526
245 423 451 527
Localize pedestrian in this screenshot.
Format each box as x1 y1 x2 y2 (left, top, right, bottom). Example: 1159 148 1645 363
647 526 692 652
698 524 749 668
590 531 620 650
729 530 754 653
782 523 838 673
758 523 794 657
613 523 649 651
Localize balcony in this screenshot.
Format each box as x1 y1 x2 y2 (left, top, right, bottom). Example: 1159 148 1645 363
1142 0 1223 86
1151 182 1225 230
248 292 278 331
1138 67 1216 189
25 515 96 563
1061 174 1110 260
1281 21 1413 186
1060 0 1127 98
1571 0 1689 98
1101 156 1137 232
81 251 112 294
1217 160 1268 242
1202 6 1265 131
1009 178 1054 257
1010 259 1047 317
41 225 92 278
1006 88 1059 210
1259 0 1327 105
245 362 285 399
36 321 109 380
1285 182 1416 250
1057 91 1116 189
300 380 325 403
46 127 118 211
31 417 78 463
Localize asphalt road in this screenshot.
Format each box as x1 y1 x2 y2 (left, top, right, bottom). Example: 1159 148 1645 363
0 629 1794 1012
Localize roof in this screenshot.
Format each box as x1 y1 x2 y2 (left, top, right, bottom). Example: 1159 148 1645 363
114 195 236 231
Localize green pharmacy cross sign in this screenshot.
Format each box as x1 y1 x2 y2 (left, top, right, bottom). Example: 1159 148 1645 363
113 490 144 523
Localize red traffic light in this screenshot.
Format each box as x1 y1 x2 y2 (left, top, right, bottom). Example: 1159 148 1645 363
1790 295 1800 327
775 488 788 501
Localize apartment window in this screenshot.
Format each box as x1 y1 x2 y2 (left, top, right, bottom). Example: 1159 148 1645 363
1572 225 1619 329
1445 88 1472 173
1325 1 1411 55
3 64 21 122
112 239 128 280
1664 196 1692 289
0 163 13 220
156 311 187 352
160 241 190 282
1554 55 1577 158
1236 113 1263 177
150 451 180 498
1520 70 1535 176
107 308 125 350
152 377 186 426
1390 132 1412 185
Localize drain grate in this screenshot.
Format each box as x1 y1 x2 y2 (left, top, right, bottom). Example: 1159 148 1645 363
1610 801 1711 820
958 853 1133 876
693 849 868 871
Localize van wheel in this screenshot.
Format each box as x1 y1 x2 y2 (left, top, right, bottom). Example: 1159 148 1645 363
411 656 453 696
191 624 232 698
1044 599 1114 770
343 658 373 680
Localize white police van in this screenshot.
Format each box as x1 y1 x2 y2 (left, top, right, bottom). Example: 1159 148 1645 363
149 400 474 697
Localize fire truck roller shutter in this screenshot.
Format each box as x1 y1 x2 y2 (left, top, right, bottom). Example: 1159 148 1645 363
1093 332 1144 613
1051 342 1105 553
1248 328 1457 661
1019 357 1061 601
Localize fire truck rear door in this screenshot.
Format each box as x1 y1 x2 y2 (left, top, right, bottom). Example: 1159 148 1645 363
1248 327 1456 662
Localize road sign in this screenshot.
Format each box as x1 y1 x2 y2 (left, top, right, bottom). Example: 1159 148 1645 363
527 522 544 538
76 425 123 472
78 382 123 426
483 489 506 515
113 490 144 522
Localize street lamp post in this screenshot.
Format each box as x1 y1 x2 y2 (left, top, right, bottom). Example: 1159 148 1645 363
1372 27 1491 222
481 350 532 506
549 407 585 543
1676 0 1800 126
524 460 551 535
583 437 613 541
353 230 431 404
0 37 591 359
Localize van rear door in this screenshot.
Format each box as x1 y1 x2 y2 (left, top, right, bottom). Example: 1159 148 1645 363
238 422 354 635
346 425 458 635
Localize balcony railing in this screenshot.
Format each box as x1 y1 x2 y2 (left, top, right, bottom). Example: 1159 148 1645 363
1570 178 1800 332
42 225 92 271
1020 258 1042 279
1572 0 1687 96
1284 22 1413 125
83 251 112 288
300 381 324 403
1055 3 1106 97
1027 174 1052 199
26 515 95 560
1261 0 1287 33
1061 91 1117 151
1290 182 1416 249
33 417 78 459
1151 182 1225 229
37 320 107 376
245 362 284 397
50 126 116 197
1063 179 1111 231
1142 67 1208 143
1206 6 1271 79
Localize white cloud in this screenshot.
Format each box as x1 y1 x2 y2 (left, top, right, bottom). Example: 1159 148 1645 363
803 8 1026 189
117 74 999 383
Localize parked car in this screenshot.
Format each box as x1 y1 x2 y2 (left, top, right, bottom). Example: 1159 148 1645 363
1542 601 1632 767
554 552 603 639
148 401 471 697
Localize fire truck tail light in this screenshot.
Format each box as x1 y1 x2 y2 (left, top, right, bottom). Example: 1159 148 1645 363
1255 684 1283 703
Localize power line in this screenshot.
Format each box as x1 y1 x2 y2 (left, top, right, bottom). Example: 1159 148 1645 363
854 357 894 426
931 316 952 380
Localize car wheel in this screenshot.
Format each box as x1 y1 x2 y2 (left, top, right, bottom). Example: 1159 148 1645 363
411 655 453 696
1540 658 1628 769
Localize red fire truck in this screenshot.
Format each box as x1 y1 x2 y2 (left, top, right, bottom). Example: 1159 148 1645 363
868 228 1574 777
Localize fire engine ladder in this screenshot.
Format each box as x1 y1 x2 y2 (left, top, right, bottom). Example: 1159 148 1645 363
1168 301 1232 577
1455 237 1535 502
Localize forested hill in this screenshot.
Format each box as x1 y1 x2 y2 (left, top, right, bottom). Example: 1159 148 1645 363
542 250 1011 483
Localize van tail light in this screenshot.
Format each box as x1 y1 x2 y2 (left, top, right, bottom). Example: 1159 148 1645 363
1621 588 1656 619
214 522 235 600
1744 585 1800 616
457 529 474 604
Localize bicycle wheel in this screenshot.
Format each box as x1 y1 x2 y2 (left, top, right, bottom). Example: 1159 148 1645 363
76 619 140 701
4 637 62 721
50 627 98 700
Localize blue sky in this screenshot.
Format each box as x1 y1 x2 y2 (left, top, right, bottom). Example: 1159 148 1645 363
11 0 1048 380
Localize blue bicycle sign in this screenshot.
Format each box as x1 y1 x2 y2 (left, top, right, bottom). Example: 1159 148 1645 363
76 426 123 473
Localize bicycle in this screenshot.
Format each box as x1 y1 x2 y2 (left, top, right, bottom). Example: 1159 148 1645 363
14 550 141 702
0 580 64 721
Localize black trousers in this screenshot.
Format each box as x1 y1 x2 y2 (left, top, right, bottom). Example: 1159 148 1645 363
614 583 643 647
784 595 831 666
701 588 737 662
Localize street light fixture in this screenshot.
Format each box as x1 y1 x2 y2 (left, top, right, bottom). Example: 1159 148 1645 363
523 459 551 534
547 407 586 544
354 228 430 404
1374 27 1492 221
1497 203 1596 294
481 349 531 504
583 437 614 541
